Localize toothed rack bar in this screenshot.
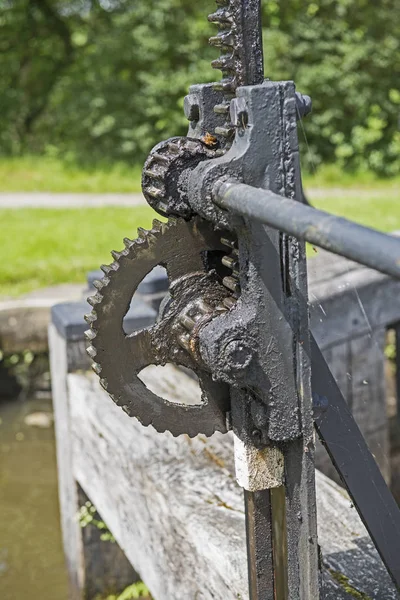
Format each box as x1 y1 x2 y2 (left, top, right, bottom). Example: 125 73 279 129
215 181 400 280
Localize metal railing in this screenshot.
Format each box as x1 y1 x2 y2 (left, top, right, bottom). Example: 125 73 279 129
214 178 400 591
215 181 400 280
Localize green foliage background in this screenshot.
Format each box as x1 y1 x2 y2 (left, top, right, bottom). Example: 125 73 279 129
1 0 399 175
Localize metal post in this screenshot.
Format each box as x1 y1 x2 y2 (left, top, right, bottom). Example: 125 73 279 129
245 490 275 599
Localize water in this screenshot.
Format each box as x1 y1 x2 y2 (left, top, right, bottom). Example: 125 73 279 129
0 395 68 600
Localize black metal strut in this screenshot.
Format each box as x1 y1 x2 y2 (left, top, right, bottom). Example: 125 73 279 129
214 177 400 591
311 335 400 590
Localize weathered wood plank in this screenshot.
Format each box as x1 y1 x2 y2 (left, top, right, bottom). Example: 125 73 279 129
350 330 390 482
315 331 390 483
49 323 85 600
49 324 138 600
67 371 399 600
308 248 400 350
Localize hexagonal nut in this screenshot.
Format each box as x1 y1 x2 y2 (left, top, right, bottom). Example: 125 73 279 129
184 94 200 122
222 339 254 374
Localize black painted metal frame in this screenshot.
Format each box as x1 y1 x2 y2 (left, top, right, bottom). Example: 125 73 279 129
214 180 400 593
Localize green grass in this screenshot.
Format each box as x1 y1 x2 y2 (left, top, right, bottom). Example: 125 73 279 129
0 156 142 193
1 189 399 298
0 155 398 297
0 156 399 193
310 192 400 232
0 206 158 297
302 164 400 190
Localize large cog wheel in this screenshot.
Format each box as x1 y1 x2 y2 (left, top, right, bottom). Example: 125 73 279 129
85 216 231 437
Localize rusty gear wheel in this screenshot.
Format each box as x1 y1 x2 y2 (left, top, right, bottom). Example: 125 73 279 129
85 217 231 437
142 137 216 218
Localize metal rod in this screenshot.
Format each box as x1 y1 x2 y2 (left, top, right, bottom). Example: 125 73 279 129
311 334 400 590
241 0 264 87
214 181 400 280
270 486 289 599
244 489 275 599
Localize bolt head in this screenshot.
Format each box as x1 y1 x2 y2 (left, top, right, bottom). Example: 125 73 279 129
184 95 200 121
295 92 312 119
223 339 253 372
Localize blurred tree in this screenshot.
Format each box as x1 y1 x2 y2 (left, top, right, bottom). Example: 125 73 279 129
0 0 399 175
0 0 77 153
262 0 400 175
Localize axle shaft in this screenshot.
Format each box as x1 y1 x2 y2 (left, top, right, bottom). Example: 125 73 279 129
215 181 400 280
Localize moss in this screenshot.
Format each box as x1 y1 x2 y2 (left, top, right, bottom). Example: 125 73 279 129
77 501 115 543
94 581 151 600
329 568 372 599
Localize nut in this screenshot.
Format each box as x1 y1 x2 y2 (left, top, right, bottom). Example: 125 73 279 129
223 339 254 372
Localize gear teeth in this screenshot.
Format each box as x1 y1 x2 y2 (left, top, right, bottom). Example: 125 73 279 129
167 216 179 227
214 102 230 115
92 362 102 375
211 55 235 72
137 227 148 239
146 185 164 200
143 167 167 181
88 216 229 438
100 264 112 275
223 296 236 309
93 278 108 291
215 126 235 139
152 219 163 231
209 0 239 150
151 152 169 166
223 275 240 294
111 250 123 261
168 142 181 154
208 8 233 24
101 263 118 276
221 236 237 249
87 345 97 359
87 293 102 307
85 329 96 341
84 312 96 324
145 231 158 243
209 32 235 49
213 78 237 94
221 255 238 272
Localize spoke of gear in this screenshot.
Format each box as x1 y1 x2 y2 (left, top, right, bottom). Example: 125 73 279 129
85 217 231 437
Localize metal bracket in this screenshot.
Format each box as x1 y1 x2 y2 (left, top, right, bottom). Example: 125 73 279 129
188 80 320 598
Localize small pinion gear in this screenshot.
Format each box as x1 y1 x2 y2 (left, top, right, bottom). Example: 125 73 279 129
142 137 216 218
85 217 230 437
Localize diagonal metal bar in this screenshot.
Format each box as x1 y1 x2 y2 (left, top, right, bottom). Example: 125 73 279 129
311 334 400 590
214 181 400 280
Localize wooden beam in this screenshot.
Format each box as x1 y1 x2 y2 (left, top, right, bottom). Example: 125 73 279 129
49 324 137 599
67 370 398 600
